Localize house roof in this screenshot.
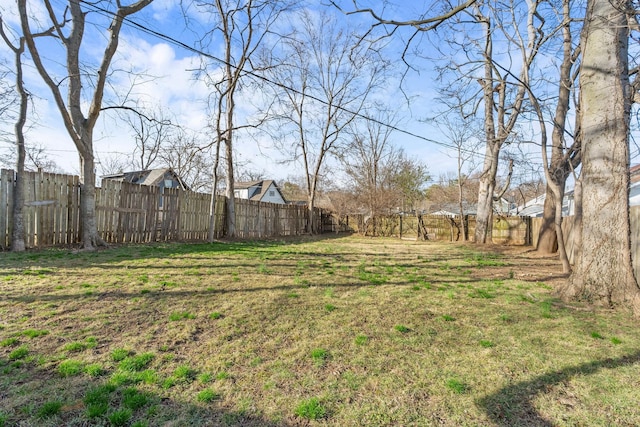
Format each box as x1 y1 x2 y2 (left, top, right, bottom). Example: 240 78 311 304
235 180 286 203
102 168 189 190
234 181 263 190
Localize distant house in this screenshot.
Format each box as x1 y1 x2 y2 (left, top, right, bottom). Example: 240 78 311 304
427 198 512 217
511 165 640 218
234 180 287 204
511 191 575 218
101 168 189 208
101 168 189 191
513 164 640 217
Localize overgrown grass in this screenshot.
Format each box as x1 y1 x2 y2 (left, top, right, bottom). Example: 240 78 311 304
1 236 639 425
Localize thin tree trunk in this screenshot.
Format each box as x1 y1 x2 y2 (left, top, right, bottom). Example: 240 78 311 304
224 138 235 238
475 145 499 243
78 150 102 249
564 0 640 313
208 139 221 242
474 13 498 244
536 195 558 253
9 37 27 252
458 163 466 242
536 0 579 255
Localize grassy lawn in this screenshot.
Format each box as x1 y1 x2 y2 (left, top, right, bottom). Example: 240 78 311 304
0 235 639 426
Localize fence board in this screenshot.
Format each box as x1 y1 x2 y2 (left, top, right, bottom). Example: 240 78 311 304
0 169 12 249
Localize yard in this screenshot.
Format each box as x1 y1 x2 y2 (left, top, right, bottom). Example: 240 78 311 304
0 235 638 426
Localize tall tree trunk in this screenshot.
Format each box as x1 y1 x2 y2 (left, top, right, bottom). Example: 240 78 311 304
537 0 580 255
9 36 27 252
474 13 498 244
475 144 499 243
537 195 558 253
564 0 640 313
224 138 236 238
78 150 102 250
307 196 316 234
457 157 466 242
208 139 221 242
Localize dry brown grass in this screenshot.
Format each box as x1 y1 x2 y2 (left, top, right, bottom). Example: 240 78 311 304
0 235 639 426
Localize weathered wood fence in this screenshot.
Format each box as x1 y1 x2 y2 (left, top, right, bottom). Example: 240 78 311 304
330 213 532 245
531 206 640 279
0 169 320 249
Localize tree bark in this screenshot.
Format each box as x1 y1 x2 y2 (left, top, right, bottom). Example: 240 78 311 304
18 0 151 250
536 0 580 255
1 29 27 251
536 195 558 253
475 143 499 243
224 137 236 238
79 151 101 249
564 0 640 313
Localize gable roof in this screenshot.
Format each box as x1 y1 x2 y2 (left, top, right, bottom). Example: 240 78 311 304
102 168 189 190
234 180 286 203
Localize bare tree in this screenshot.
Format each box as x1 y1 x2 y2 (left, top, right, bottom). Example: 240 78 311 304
436 113 482 241
562 0 640 313
333 0 544 243
450 1 542 243
0 19 28 251
340 108 398 216
18 0 153 249
535 0 582 255
196 0 291 239
119 106 175 171
97 153 129 177
158 130 217 193
263 9 387 233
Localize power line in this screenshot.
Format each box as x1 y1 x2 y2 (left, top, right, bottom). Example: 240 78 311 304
76 0 505 162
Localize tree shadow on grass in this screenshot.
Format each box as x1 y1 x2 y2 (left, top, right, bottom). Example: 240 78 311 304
0 355 296 427
477 350 640 426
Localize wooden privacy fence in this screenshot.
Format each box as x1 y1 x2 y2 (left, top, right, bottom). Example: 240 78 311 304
333 213 532 245
0 169 317 249
531 206 640 279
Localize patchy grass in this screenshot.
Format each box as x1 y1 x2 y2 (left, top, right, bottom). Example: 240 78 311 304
1 236 639 425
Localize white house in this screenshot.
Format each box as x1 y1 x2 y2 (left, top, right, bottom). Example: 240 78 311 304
233 180 287 204
513 164 640 217
512 191 575 218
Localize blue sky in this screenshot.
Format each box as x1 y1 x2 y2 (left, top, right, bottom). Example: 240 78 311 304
1 0 619 189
